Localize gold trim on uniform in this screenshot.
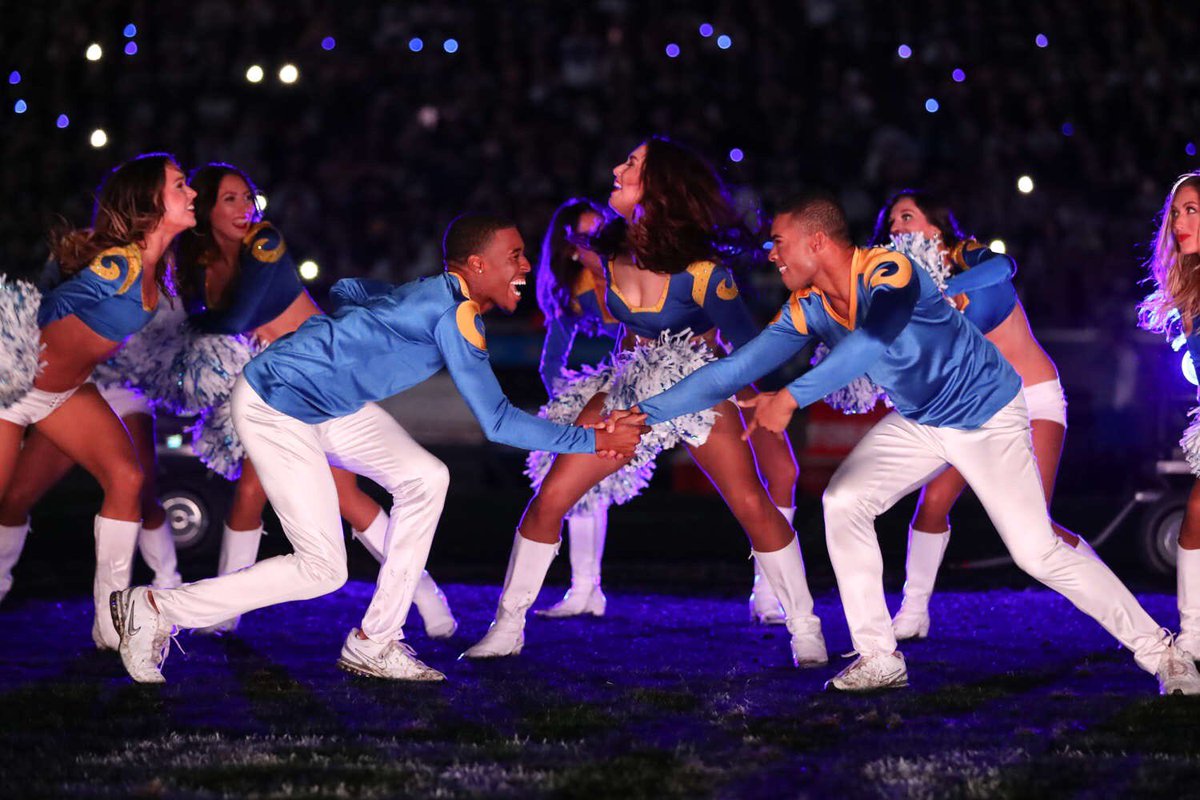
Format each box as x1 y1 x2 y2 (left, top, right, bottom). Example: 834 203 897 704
687 261 716 306
715 278 739 301
456 300 487 350
244 222 287 264
864 250 913 291
88 245 143 297
788 291 809 334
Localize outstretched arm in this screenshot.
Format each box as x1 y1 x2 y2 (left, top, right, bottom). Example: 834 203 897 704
329 278 396 311
944 245 1016 295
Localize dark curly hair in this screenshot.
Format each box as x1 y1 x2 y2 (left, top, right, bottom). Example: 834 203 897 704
593 136 741 274
174 162 262 307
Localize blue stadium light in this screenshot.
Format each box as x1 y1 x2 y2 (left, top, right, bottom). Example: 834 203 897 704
1188 142 1198 157
56 114 69 128
8 70 20 85
952 68 965 82
925 98 939 113
729 148 744 163
124 42 138 56
897 44 912 59
716 35 732 50
1035 33 1049 48
321 36 336 51
408 37 424 52
699 23 714 38
443 38 459 54
665 43 680 58
123 23 137 38
1061 122 1074 137
14 99 27 114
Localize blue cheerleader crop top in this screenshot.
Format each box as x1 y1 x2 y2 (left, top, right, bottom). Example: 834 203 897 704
37 245 158 342
538 269 622 392
188 222 305 335
942 239 1018 335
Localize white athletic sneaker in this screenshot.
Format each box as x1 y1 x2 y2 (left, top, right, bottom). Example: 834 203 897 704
460 624 524 658
194 617 239 636
109 587 173 684
1176 631 1200 662
337 629 445 681
1157 644 1200 695
825 651 908 692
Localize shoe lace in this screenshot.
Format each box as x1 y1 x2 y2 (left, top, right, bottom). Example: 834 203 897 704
152 625 185 667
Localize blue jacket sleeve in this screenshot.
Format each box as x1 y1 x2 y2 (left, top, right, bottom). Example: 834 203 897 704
784 270 919 409
944 247 1016 295
36 254 133 329
435 306 596 454
639 308 812 424
696 264 760 350
538 314 577 394
329 278 395 311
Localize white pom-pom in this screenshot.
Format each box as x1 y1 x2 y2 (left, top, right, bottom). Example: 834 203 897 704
889 232 952 292
810 342 887 414
524 362 654 515
92 305 189 401
1181 406 1200 478
0 277 45 408
167 331 264 416
187 399 244 480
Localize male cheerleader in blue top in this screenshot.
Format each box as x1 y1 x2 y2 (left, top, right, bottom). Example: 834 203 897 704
110 214 647 684
630 192 1200 695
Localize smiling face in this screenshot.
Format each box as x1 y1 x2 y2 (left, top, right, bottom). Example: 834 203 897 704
609 143 647 221
208 173 258 247
473 227 531 313
160 163 197 235
887 196 940 240
768 213 819 292
1172 184 1200 256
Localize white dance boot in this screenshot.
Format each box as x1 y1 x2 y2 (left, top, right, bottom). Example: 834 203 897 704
749 506 792 624
138 519 182 590
892 526 950 641
536 508 607 618
195 524 263 635
462 532 559 658
352 509 458 639
1177 546 1200 659
0 519 30 606
752 536 827 667
92 516 140 650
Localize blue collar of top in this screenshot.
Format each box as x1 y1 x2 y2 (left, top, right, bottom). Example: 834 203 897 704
445 270 472 300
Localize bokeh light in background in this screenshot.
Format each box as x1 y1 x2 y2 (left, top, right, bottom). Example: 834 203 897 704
245 65 264 83
89 129 107 148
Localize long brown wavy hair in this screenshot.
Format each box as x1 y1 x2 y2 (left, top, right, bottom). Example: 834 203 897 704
51 152 180 294
1139 173 1200 335
173 162 262 306
535 197 606 322
594 136 740 274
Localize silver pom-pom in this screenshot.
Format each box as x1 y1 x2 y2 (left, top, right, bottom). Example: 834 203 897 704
92 304 189 400
166 331 264 416
889 232 951 291
1182 406 1200 478
810 342 887 414
187 398 244 480
525 362 655 516
602 329 719 471
0 277 45 408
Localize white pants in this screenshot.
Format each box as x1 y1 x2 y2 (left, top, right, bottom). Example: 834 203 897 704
823 394 1166 673
0 386 78 426
154 378 450 643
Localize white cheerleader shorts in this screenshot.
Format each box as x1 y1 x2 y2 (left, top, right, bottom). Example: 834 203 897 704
1021 378 1067 427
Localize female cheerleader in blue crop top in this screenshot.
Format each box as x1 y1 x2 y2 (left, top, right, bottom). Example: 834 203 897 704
464 138 824 667
0 153 196 649
1140 172 1200 660
173 163 457 639
874 191 1088 642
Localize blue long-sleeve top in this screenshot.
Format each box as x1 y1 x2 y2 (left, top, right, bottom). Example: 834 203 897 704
942 239 1018 334
604 260 760 347
186 223 306 335
37 245 158 341
538 269 621 392
242 271 597 454
639 247 1021 431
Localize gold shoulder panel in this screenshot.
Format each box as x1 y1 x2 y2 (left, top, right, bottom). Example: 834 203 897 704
788 292 808 334
88 245 142 295
245 222 287 264
687 261 716 306
456 301 487 350
865 251 913 290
